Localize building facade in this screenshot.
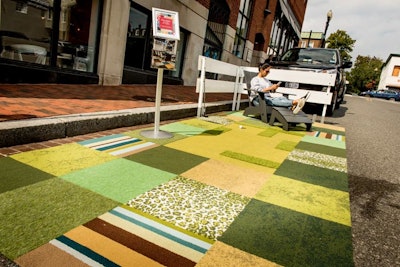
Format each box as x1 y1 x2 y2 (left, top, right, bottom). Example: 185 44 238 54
299 31 324 48
378 54 400 90
0 0 307 85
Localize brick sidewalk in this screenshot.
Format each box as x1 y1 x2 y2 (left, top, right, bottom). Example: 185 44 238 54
0 84 235 122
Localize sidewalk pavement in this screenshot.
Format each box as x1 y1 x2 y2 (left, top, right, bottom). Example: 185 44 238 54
0 84 240 148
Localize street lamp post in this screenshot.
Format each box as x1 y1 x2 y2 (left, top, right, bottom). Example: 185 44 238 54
321 10 333 48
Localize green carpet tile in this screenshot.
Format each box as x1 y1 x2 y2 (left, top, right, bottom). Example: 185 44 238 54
0 157 54 193
301 135 346 149
219 199 354 267
61 158 176 203
274 160 349 192
125 146 209 175
295 141 347 158
0 178 118 259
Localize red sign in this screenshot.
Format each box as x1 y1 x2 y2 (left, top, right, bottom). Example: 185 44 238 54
158 15 173 31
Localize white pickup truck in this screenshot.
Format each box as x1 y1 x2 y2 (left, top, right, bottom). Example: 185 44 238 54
270 47 353 115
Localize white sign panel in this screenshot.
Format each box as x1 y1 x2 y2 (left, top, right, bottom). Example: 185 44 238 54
152 8 180 40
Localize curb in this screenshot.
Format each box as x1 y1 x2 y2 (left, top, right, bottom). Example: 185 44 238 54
0 101 245 147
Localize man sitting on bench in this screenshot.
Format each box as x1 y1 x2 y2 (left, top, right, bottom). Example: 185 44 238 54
250 63 309 114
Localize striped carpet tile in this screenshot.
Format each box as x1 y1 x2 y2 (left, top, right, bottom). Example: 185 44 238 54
45 206 212 266
79 134 157 157
308 131 345 141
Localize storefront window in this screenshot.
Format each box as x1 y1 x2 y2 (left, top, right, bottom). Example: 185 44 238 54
57 0 99 72
125 5 150 69
0 0 100 73
124 2 186 79
0 0 52 65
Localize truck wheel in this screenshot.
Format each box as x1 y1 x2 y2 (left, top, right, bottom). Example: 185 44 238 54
327 92 338 116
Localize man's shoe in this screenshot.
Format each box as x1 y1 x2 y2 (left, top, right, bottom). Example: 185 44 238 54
293 98 306 114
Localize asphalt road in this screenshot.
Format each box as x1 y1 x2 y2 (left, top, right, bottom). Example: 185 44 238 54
318 95 400 267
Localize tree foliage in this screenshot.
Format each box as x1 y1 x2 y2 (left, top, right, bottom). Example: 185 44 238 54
346 55 384 94
326 30 384 94
326 30 355 61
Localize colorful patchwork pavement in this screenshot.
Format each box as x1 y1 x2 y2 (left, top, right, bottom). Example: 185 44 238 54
0 112 353 266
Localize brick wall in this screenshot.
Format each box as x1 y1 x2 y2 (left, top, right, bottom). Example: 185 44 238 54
289 0 307 25
248 0 279 51
196 0 210 9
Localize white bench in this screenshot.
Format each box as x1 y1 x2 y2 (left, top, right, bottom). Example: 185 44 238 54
196 55 337 123
267 69 336 123
196 55 242 117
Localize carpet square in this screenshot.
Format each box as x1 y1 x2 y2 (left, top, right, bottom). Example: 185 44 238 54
287 148 347 172
218 200 354 267
0 178 118 260
196 241 281 267
302 134 346 149
15 242 93 267
296 141 347 158
312 122 346 134
274 160 349 192
11 143 116 177
78 134 158 157
0 157 54 193
125 146 208 174
61 158 176 203
182 159 271 198
255 175 351 226
159 122 208 136
127 176 250 240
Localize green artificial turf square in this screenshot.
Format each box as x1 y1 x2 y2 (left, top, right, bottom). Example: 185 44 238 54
221 150 280 169
125 146 208 174
296 141 347 158
61 158 176 203
0 178 118 259
275 140 298 151
0 157 54 193
159 122 208 136
274 160 349 192
219 200 354 267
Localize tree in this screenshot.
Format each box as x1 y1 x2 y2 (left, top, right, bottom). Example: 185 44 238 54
326 30 355 61
346 55 383 94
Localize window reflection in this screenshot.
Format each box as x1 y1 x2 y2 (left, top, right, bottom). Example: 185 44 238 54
125 6 149 69
0 0 52 65
0 0 100 72
56 0 98 72
124 3 186 80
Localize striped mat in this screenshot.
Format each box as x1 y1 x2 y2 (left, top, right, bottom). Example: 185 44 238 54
48 206 212 266
80 134 158 157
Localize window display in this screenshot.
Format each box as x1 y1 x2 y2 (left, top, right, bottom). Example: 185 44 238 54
0 0 100 72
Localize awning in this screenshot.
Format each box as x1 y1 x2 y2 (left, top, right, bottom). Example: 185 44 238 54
279 0 301 38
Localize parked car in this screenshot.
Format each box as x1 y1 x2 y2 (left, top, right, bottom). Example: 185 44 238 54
359 89 400 101
270 47 353 115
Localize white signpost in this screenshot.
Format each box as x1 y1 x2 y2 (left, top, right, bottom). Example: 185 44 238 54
141 8 180 139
